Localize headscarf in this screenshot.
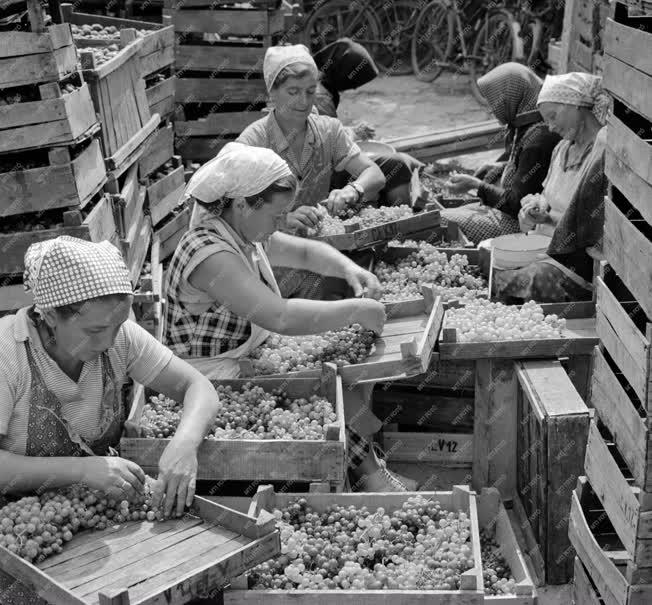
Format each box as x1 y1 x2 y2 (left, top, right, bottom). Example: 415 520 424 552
263 44 318 91
313 38 378 106
23 236 132 311
537 72 611 125
477 63 542 126
185 142 293 207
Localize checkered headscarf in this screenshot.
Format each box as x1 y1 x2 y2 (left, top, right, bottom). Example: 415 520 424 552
24 236 133 310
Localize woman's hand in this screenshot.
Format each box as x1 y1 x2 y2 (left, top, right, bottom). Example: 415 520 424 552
446 173 482 193
82 456 146 501
326 185 359 214
344 267 383 299
520 195 550 224
286 206 321 232
152 437 198 518
353 299 386 334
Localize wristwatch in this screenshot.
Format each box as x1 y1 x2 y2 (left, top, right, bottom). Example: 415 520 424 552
350 182 364 201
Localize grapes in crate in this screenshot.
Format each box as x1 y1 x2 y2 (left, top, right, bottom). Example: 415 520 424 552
311 205 415 238
250 325 376 375
480 529 517 595
249 495 475 591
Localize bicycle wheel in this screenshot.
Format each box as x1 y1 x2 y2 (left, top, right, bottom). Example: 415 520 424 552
373 0 423 75
303 0 383 66
469 9 515 104
410 0 455 83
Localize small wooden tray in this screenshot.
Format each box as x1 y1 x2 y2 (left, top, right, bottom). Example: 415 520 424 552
0 496 280 605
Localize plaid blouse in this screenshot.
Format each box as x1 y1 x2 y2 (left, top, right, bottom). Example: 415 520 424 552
164 226 256 358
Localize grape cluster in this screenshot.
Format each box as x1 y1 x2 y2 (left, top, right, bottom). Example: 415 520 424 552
250 325 376 375
0 480 162 564
140 385 337 441
480 530 516 595
375 241 486 303
445 299 566 342
313 205 415 238
249 495 474 591
82 45 121 65
71 24 149 40
390 237 467 249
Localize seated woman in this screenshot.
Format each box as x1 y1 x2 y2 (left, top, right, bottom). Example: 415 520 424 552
164 142 408 491
236 43 387 299
0 237 220 517
492 72 609 302
442 63 561 243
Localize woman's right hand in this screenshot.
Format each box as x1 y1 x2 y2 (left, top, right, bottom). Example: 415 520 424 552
353 299 386 335
446 173 481 193
286 206 321 232
81 456 146 501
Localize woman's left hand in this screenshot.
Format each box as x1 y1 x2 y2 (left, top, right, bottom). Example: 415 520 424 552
153 437 198 518
446 174 481 193
326 185 359 214
344 267 383 299
520 199 550 224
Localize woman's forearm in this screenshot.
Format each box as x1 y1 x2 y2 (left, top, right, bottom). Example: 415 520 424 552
0 452 85 495
279 299 364 335
290 239 360 279
354 164 386 199
174 376 221 449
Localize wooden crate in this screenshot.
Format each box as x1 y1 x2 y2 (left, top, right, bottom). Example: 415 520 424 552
572 557 603 605
514 359 591 584
105 162 143 238
145 74 175 120
133 237 164 339
477 488 536 604
240 289 444 384
0 138 106 217
0 82 98 154
407 217 475 249
143 156 185 227
156 206 190 260
569 476 652 605
0 496 280 605
220 485 485 604
174 111 263 139
166 0 282 7
439 301 599 360
168 6 285 38
0 196 118 276
139 122 175 178
595 268 652 410
175 78 267 104
121 366 347 488
122 210 152 286
0 24 78 89
316 210 441 252
176 43 267 74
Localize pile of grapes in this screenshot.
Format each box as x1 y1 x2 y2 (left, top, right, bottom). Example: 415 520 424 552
81 44 121 65
445 299 566 342
248 495 476 591
480 530 517 595
0 480 162 564
313 205 414 238
375 241 486 303
71 24 149 40
250 325 376 375
140 384 337 441
389 237 467 250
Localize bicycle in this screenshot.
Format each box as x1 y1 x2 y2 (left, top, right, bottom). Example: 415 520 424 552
511 0 556 75
303 0 427 75
410 0 516 104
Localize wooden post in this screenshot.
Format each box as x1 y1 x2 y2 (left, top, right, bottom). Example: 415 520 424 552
559 0 576 73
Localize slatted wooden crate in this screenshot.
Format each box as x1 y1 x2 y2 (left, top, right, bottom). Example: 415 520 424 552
105 162 143 239
569 477 652 605
132 236 164 340
122 210 152 287
240 290 444 384
572 557 603 605
0 82 98 154
219 485 485 605
143 155 185 227
0 137 106 217
139 122 175 178
121 365 347 489
406 216 475 249
156 205 190 260
514 359 591 585
0 496 280 605
144 73 175 121
439 301 599 360
0 196 118 276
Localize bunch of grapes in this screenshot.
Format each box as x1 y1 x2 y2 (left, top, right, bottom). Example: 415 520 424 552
312 205 415 238
0 479 163 564
140 394 182 438
445 299 566 342
81 45 121 65
389 237 467 250
249 495 475 591
480 530 516 595
375 241 486 303
250 325 376 375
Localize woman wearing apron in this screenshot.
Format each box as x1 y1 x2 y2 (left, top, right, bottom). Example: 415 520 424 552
164 143 409 491
0 237 220 518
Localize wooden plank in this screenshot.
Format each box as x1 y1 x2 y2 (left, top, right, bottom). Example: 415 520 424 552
573 557 604 605
0 43 78 89
171 9 284 36
107 115 160 175
146 77 175 116
147 168 185 226
139 45 175 78
139 123 174 177
607 114 652 188
175 78 267 104
82 37 142 80
175 112 262 137
603 54 652 123
191 497 276 540
603 17 652 77
591 347 650 489
383 431 473 464
605 147 652 230
0 24 72 58
595 277 651 407
176 44 265 73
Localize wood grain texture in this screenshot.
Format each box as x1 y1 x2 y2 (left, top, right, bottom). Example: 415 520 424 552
175 77 267 104
175 111 262 136
176 44 266 73
603 54 652 123
603 17 652 77
171 8 285 36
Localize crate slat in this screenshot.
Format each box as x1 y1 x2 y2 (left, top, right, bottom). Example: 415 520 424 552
603 17 652 79
174 111 262 137
145 77 175 119
170 8 285 36
175 78 266 104
146 164 185 226
572 557 603 605
175 44 265 73
139 123 174 177
603 54 652 123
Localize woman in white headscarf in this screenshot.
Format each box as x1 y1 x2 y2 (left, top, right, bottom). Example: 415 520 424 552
0 237 220 518
164 143 407 492
490 72 610 303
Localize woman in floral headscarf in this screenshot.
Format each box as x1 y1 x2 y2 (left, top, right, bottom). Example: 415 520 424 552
491 72 610 303
0 237 220 518
441 63 561 243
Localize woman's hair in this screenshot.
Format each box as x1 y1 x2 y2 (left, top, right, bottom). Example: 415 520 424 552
196 174 297 215
272 63 319 89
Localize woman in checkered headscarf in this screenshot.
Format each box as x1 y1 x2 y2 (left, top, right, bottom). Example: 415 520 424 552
0 236 220 517
441 63 561 243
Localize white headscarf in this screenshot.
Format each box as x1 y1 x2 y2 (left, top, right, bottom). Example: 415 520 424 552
263 44 318 91
537 72 611 125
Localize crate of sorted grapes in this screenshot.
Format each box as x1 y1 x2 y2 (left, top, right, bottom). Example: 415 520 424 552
240 288 444 384
121 364 347 490
212 484 485 604
0 483 280 605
